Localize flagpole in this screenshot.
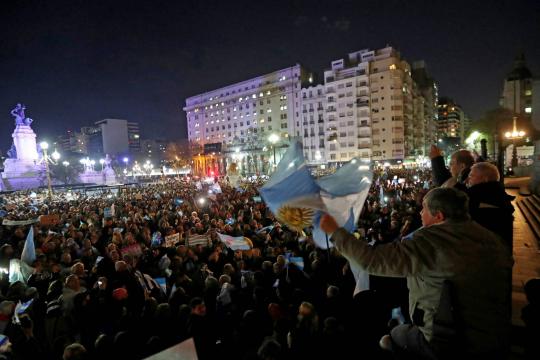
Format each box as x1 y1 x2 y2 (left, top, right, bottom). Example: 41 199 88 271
325 233 331 264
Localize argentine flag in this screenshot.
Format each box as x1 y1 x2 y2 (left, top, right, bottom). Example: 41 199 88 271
260 141 372 249
21 226 36 265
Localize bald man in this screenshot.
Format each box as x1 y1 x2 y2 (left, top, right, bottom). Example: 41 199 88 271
430 145 475 188
466 162 514 250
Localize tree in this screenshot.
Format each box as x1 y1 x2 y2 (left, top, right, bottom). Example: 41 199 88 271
466 108 536 159
49 162 83 184
164 140 193 170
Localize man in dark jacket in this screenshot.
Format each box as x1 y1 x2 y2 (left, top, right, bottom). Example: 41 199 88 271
430 145 474 188
465 162 514 251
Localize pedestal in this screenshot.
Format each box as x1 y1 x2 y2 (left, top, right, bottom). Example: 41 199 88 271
12 125 39 161
79 171 105 185
1 158 44 190
103 168 117 185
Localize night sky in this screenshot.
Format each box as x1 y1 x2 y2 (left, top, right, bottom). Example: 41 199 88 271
1 0 539 151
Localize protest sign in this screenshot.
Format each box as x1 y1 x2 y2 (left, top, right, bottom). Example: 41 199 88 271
164 233 180 247
39 214 60 226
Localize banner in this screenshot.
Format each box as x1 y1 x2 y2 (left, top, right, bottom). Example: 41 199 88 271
187 234 209 247
165 233 180 248
217 233 252 251
2 219 39 226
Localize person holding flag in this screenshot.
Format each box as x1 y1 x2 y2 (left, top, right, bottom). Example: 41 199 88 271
320 187 512 359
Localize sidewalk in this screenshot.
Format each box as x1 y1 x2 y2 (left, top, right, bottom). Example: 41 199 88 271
504 177 540 327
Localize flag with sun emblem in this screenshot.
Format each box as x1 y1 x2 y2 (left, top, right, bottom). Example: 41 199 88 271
260 141 373 249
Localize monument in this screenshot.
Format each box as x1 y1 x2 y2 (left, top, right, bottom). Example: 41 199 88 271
78 154 117 185
1 104 45 190
102 154 117 185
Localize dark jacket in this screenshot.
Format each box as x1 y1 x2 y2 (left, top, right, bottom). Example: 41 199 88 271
465 181 515 250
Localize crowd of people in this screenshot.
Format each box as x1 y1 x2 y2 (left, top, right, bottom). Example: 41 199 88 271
0 145 537 360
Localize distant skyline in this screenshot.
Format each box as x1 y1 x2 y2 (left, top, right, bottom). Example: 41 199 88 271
0 0 539 151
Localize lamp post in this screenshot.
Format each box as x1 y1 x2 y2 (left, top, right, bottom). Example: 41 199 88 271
268 133 280 166
504 116 526 169
39 141 60 198
99 158 105 171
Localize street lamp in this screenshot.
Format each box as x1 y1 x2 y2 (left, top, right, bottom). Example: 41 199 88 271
268 133 280 166
504 116 526 168
99 158 105 171
39 141 59 198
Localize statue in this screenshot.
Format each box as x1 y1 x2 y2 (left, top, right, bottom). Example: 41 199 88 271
104 154 112 169
6 143 17 159
11 103 33 127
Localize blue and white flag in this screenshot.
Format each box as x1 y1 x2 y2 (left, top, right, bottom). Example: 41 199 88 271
260 141 372 293
21 226 36 265
260 141 372 249
217 233 252 251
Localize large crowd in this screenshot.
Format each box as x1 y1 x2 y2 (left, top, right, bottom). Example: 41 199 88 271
0 150 538 359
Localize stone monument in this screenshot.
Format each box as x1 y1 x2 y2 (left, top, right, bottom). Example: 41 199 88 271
1 104 45 190
102 154 117 185
78 157 102 184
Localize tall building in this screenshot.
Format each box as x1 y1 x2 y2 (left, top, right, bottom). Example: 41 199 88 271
183 47 436 166
323 47 428 163
437 97 467 143
500 53 533 116
183 65 313 175
412 61 438 154
94 119 140 157
299 84 326 165
127 121 141 153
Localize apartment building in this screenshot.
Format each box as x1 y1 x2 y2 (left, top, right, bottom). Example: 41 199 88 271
183 65 313 175
299 85 326 165
437 97 466 143
184 47 438 165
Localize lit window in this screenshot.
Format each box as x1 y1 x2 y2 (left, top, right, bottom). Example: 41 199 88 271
252 94 256 99
525 107 532 113
525 90 532 96
266 90 271 95
259 92 264 97
389 64 396 70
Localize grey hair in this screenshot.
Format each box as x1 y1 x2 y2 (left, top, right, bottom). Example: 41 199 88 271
471 162 500 182
423 187 470 221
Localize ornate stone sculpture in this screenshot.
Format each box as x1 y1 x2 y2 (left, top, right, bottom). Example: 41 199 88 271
11 103 33 127
6 143 17 159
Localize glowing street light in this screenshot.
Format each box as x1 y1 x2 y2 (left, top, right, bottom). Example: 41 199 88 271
268 133 280 165
39 141 54 198
504 116 526 168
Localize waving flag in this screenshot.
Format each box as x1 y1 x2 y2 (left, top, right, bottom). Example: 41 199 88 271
217 233 252 251
260 141 372 293
260 141 372 248
21 226 36 265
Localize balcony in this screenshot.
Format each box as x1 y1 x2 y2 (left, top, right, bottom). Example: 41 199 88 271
326 107 337 112
356 101 369 107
